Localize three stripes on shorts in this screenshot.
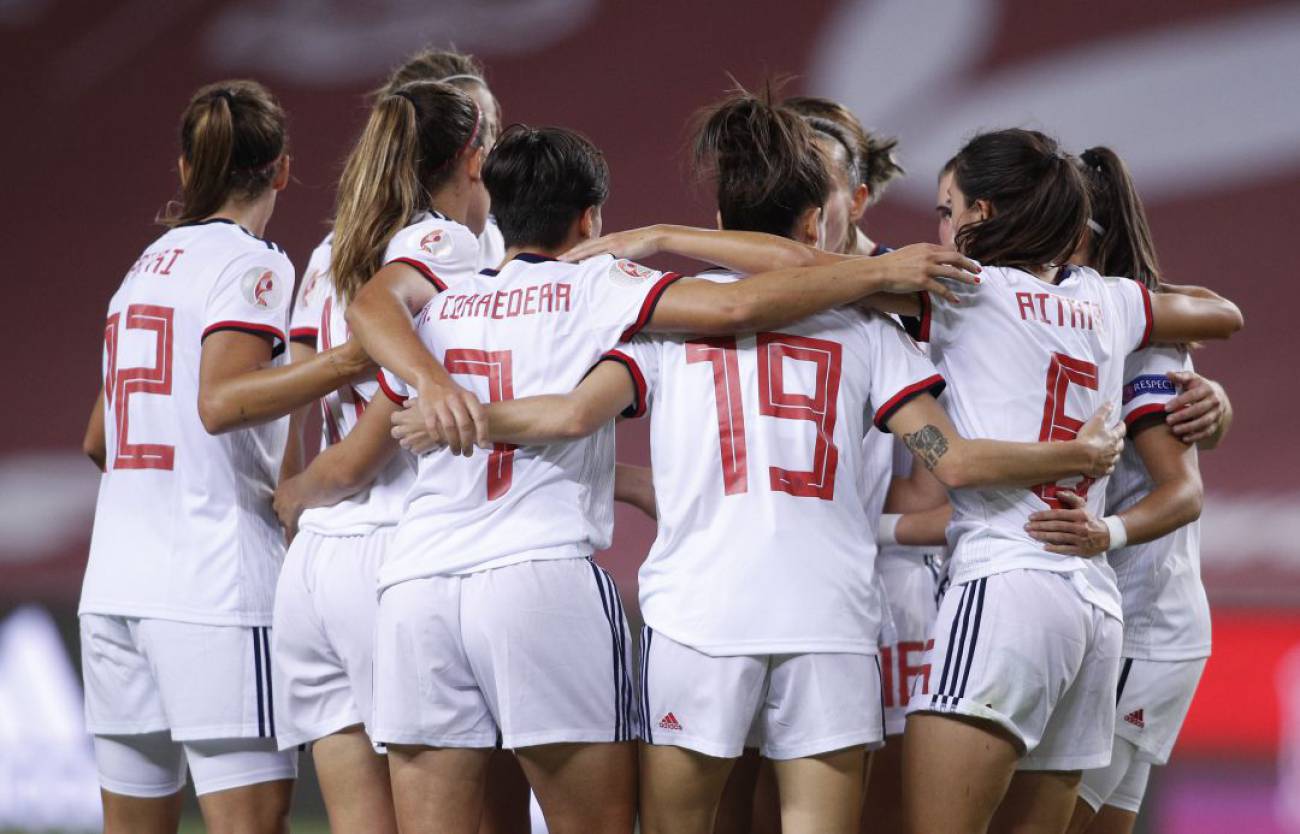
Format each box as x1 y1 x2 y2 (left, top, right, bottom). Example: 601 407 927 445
251 625 275 738
931 578 988 709
589 560 638 742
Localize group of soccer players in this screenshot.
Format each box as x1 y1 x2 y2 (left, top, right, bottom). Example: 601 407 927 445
79 45 1242 834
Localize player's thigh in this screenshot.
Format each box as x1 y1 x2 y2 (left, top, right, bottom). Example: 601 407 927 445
713 747 760 834
861 735 906 834
480 748 532 834
93 732 186 834
641 742 738 834
387 744 495 834
312 726 396 834
772 746 869 834
186 737 296 834
462 558 638 749
1085 803 1140 834
901 712 1020 834
515 741 637 834
989 769 1081 834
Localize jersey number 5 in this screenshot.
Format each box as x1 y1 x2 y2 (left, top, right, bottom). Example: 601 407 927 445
686 333 842 500
1032 352 1098 508
104 305 175 471
445 349 516 500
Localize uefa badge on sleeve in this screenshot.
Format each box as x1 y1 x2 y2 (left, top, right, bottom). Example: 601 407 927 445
608 259 656 288
418 228 453 258
240 267 285 310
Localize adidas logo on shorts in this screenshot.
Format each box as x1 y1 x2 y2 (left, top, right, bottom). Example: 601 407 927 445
1123 708 1145 729
658 712 683 731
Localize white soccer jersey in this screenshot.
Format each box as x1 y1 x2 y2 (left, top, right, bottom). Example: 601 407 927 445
376 253 681 588
1106 346 1211 661
907 265 1152 617
288 233 332 346
298 214 483 537
80 219 295 626
616 270 945 656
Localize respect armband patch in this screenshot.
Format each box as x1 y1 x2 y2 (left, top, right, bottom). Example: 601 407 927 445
1122 374 1177 404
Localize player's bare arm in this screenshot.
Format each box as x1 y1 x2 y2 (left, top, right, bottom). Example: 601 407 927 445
1165 370 1233 448
885 396 1124 489
642 248 978 337
278 340 324 484
197 329 373 434
1025 416 1202 556
346 260 488 456
890 504 952 548
391 360 636 450
614 462 657 520
1148 285 1243 343
274 394 401 541
82 387 107 472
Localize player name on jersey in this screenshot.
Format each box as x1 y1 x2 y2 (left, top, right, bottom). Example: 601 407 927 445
437 281 572 321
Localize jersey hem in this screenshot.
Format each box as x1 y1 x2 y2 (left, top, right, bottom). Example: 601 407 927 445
77 603 273 628
639 622 879 658
378 545 591 591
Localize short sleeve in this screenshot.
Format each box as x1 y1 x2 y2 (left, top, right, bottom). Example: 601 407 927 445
383 218 482 292
865 315 946 432
900 281 972 350
581 257 682 342
1111 277 1154 353
289 236 332 345
203 249 294 349
600 335 662 418
1120 346 1189 429
376 368 410 406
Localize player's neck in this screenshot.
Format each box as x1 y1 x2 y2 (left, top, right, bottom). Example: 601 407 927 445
503 245 565 262
208 193 275 238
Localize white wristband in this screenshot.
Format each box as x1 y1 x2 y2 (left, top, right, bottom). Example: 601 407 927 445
1102 515 1128 551
877 514 902 547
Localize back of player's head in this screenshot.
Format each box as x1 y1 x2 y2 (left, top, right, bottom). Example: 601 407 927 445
693 86 831 239
950 128 1088 272
483 125 610 250
161 80 287 227
1078 146 1162 289
331 81 484 302
784 95 904 202
379 48 485 95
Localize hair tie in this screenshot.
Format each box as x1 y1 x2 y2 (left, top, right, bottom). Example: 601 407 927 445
392 89 416 106
213 89 235 107
1086 218 1106 236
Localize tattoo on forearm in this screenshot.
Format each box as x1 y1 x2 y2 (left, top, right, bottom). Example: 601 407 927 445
904 425 949 471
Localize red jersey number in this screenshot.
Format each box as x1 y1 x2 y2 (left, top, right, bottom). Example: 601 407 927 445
104 305 175 471
687 332 843 500
1032 352 1098 508
445 349 516 500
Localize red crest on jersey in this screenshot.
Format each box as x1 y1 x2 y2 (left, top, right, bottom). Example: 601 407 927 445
420 230 444 252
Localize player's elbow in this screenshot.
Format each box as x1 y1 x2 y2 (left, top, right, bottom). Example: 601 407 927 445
83 437 106 472
198 391 240 435
706 297 764 334
557 399 606 440
1176 472 1204 526
926 447 978 490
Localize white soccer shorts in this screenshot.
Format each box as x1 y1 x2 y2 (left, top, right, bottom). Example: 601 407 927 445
1112 656 1206 765
271 528 390 749
906 569 1123 771
371 557 637 749
1077 735 1151 814
877 547 945 736
639 627 884 761
80 615 296 796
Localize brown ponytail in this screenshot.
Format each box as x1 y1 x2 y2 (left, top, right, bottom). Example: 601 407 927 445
951 128 1088 272
693 86 831 238
330 81 482 304
1078 147 1161 289
162 81 286 227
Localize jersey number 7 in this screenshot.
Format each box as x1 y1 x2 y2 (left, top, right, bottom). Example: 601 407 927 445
686 333 842 500
445 348 516 500
104 305 175 471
